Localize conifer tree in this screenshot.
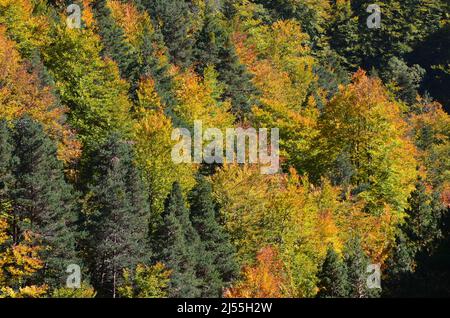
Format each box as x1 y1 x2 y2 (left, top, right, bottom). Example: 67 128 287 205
83 134 150 298
256 0 330 46
344 237 379 298
0 120 14 202
154 182 201 298
194 11 258 118
316 246 349 298
145 0 194 68
9 117 78 288
92 0 138 81
403 178 444 250
189 176 238 297
328 0 448 72
380 57 426 106
137 27 177 112
384 178 445 294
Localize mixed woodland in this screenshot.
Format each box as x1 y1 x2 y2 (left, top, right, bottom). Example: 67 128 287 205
0 0 449 298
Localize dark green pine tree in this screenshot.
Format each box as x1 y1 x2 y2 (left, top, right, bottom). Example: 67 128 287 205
194 10 258 119
328 0 448 72
380 57 426 106
92 0 138 81
145 0 195 69
326 0 360 70
83 134 150 298
0 120 14 211
384 178 445 296
383 230 415 297
402 178 443 251
255 0 325 47
188 176 238 297
344 236 380 298
312 49 350 105
316 245 349 298
154 182 201 297
9 117 78 288
135 27 178 113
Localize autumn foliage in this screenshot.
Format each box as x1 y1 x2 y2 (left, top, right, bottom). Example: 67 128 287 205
224 246 288 298
0 0 449 298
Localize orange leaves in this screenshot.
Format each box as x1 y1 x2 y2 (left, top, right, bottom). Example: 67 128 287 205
81 0 95 27
334 202 399 264
442 184 450 208
0 28 81 164
224 246 288 298
232 21 319 173
0 0 50 56
108 0 154 47
315 70 419 262
212 165 345 296
234 20 315 109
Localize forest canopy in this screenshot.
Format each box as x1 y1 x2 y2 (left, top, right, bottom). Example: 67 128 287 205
0 0 449 298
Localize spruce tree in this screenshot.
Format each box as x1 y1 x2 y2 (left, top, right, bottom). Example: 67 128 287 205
145 0 195 68
384 178 445 295
316 246 349 298
188 176 238 297
92 0 138 80
10 117 78 288
380 57 426 106
403 178 443 249
194 11 258 119
0 120 14 201
154 182 201 297
136 27 177 113
344 236 380 298
256 0 327 46
83 134 150 298
326 0 360 70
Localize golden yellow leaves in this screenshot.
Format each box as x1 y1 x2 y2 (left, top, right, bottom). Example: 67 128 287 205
224 246 288 298
0 214 47 298
0 28 81 164
108 0 154 48
0 0 50 56
133 97 196 216
173 67 234 130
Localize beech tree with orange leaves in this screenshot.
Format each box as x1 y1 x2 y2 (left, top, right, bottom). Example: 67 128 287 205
224 246 288 298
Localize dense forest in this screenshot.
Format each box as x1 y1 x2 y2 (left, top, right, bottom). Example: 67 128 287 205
0 0 449 298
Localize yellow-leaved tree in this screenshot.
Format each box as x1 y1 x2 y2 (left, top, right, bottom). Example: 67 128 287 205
0 209 47 298
0 27 81 164
133 77 196 219
0 0 50 58
173 66 235 130
212 165 344 297
232 20 320 173
315 70 418 215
